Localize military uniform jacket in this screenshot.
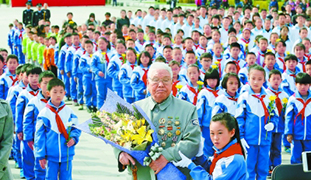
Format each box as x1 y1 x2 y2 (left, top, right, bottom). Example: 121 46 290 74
114 95 201 180
32 11 44 27
42 9 51 21
23 9 33 25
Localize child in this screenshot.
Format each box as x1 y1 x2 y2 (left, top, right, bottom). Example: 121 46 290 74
199 53 212 80
172 34 183 49
266 70 288 174
169 60 186 97
79 40 97 113
15 66 42 179
23 71 55 179
212 73 240 116
44 36 57 76
91 37 114 109
236 64 278 180
275 40 287 72
13 22 25 64
172 47 183 66
292 28 309 53
130 51 152 101
162 46 173 63
179 50 197 83
239 52 256 85
178 64 202 105
207 30 221 51
26 31 34 63
182 37 196 58
195 35 208 58
197 68 224 156
212 43 225 77
285 72 311 164
37 35 46 67
282 54 300 96
225 42 246 73
256 37 269 66
31 33 40 66
34 78 81 179
119 48 137 103
135 29 145 53
0 54 19 99
107 40 126 98
268 32 278 51
294 43 308 72
238 28 254 55
263 52 281 87
173 113 247 180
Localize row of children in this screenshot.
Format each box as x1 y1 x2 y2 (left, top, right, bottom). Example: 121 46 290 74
0 54 81 179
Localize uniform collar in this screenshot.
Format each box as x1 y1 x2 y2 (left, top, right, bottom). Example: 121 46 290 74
213 139 238 155
247 85 266 96
294 90 311 99
149 95 173 111
224 90 239 98
47 100 65 110
267 84 282 92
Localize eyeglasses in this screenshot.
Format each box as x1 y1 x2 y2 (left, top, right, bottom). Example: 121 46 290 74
149 77 172 85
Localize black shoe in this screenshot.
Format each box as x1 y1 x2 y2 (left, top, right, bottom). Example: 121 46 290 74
87 107 92 113
65 97 72 102
92 107 98 113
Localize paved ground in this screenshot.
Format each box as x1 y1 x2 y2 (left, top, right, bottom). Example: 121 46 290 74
0 3 291 179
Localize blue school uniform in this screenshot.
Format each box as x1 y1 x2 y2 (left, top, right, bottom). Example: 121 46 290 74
189 139 247 180
197 86 224 156
65 45 81 102
8 27 16 54
34 100 81 180
58 43 71 98
13 29 25 64
79 52 97 108
15 84 40 179
130 65 149 101
135 40 146 53
224 56 246 73
107 54 125 98
282 68 300 96
91 49 114 108
235 85 278 180
178 82 203 105
0 70 18 100
212 91 239 117
6 81 26 168
54 44 61 79
23 91 47 179
285 90 311 164
297 57 308 73
238 66 249 85
266 85 288 170
119 62 136 103
275 53 286 73
72 48 85 105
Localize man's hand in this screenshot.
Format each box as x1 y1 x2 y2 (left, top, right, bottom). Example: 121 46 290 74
67 72 71 78
17 132 23 140
98 71 105 77
149 155 168 174
60 70 64 75
287 135 293 143
27 141 34 150
119 152 135 166
67 138 75 147
39 159 47 169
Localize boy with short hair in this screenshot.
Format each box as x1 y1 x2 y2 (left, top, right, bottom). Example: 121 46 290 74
225 42 245 73
169 60 186 97
15 66 42 179
263 52 281 83
212 42 225 76
172 47 183 66
282 54 300 96
199 53 212 80
239 52 257 85
23 71 55 179
0 54 19 99
34 78 81 179
255 37 269 66
294 43 308 72
285 72 311 164
179 50 197 83
195 35 208 57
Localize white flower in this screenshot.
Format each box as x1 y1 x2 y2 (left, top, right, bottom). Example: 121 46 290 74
66 122 73 127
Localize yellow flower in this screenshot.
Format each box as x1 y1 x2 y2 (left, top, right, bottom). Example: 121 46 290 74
136 54 140 58
132 126 153 145
269 95 277 101
276 38 281 42
176 84 183 89
214 61 220 65
122 53 126 58
195 56 198 60
267 49 272 52
245 44 249 47
282 98 288 104
221 43 224 46
90 54 93 58
197 81 204 86
102 52 106 56
211 65 218 69
286 51 290 55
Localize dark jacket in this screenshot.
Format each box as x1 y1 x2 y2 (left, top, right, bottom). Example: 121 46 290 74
22 9 33 25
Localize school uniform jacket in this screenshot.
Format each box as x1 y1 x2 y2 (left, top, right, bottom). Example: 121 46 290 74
58 44 71 72
0 71 18 99
282 68 301 96
107 54 124 90
130 65 149 98
6 81 26 122
91 49 115 82
79 52 93 78
212 91 239 117
119 62 136 98
65 44 81 75
34 101 81 162
72 48 84 78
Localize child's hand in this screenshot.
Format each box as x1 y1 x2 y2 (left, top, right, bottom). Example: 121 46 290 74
17 132 23 140
67 72 71 78
67 138 75 147
60 70 64 75
39 159 47 169
287 135 293 143
98 71 105 77
74 77 78 82
27 141 34 150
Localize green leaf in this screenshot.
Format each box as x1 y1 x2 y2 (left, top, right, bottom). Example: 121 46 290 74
133 141 148 151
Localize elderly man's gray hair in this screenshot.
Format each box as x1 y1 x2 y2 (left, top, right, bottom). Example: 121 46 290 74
148 62 173 79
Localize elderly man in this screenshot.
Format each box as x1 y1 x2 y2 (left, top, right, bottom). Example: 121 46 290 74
114 62 201 179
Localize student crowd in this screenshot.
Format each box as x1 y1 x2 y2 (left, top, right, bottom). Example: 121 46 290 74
1 1 311 179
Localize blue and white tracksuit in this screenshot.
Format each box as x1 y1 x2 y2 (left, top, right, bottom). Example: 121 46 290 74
0 71 17 100
119 62 136 103
212 91 239 117
13 29 25 64
130 65 149 101
197 86 224 157
177 82 201 105
72 48 84 105
135 40 146 53
79 53 97 108
6 81 26 168
266 86 288 169
23 92 47 180
65 45 81 102
107 54 124 98
236 86 278 180
16 84 41 179
285 90 311 164
34 101 81 180
91 49 114 109
238 66 249 85
54 44 61 79
189 139 247 180
58 44 71 98
282 68 300 96
8 27 16 54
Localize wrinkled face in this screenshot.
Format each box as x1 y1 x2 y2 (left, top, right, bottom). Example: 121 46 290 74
210 121 235 150
147 69 172 103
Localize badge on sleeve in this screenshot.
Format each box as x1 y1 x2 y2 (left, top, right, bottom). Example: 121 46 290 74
191 119 199 126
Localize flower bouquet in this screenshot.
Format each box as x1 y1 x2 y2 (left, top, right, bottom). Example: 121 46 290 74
75 89 186 180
